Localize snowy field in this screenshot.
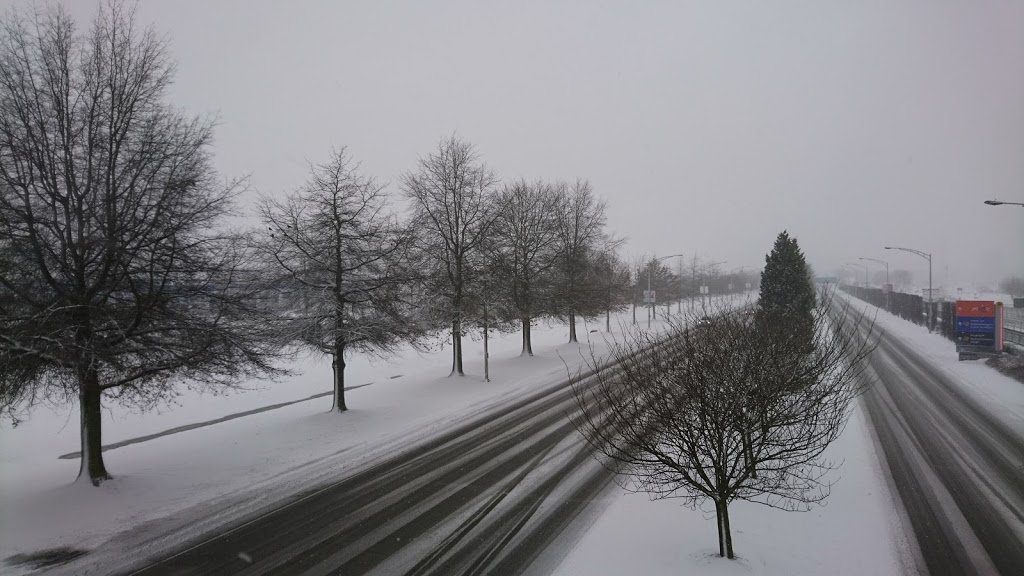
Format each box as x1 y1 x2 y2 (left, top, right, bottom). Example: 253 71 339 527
0 303 704 572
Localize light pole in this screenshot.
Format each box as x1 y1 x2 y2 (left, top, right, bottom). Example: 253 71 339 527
859 257 889 310
885 246 933 332
984 199 1024 207
648 254 684 328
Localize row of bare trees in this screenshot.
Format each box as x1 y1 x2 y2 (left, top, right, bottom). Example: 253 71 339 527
0 3 637 485
268 139 628 408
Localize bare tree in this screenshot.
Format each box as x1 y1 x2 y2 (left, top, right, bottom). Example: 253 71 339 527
0 3 279 485
259 148 421 413
571 289 876 559
402 135 497 376
552 179 608 342
628 253 649 325
489 179 560 356
590 238 631 332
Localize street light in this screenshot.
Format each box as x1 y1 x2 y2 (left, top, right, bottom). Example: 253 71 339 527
859 257 889 310
648 253 684 328
885 246 934 332
984 199 1024 207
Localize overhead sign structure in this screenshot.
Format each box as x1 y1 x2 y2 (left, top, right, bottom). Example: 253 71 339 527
955 300 1003 359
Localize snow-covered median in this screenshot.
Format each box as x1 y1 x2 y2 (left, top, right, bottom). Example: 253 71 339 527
551 405 912 575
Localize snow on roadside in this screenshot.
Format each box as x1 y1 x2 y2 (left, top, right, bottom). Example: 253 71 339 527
551 404 912 576
0 307 688 570
843 293 1024 433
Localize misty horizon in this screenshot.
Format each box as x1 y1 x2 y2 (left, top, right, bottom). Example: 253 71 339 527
32 0 1024 288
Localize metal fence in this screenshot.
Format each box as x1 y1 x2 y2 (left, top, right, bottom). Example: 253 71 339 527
1005 307 1024 347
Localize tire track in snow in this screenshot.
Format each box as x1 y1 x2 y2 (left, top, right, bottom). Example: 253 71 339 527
849 303 1024 575
116 363 621 576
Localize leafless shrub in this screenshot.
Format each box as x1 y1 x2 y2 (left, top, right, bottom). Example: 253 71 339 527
571 288 876 558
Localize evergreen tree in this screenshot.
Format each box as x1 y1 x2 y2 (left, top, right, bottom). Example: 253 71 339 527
756 231 816 349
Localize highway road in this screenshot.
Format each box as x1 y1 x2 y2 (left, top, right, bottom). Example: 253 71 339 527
855 308 1024 575
108 369 615 576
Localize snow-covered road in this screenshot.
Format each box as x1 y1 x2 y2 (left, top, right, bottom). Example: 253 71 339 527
850 301 1024 576
49 352 620 575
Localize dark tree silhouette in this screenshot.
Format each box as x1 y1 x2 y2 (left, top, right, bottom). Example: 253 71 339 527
571 290 876 558
757 231 816 350
552 179 608 342
259 148 422 412
0 3 279 485
489 179 560 356
402 135 497 376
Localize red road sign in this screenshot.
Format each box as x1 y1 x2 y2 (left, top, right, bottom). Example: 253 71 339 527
956 300 995 318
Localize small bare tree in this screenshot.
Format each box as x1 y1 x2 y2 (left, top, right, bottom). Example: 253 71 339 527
571 289 876 559
403 135 497 376
259 148 421 413
489 179 560 356
0 3 279 485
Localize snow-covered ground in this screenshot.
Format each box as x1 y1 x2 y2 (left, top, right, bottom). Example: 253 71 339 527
554 294 1024 575
0 303 710 572
845 294 1024 435
552 407 913 576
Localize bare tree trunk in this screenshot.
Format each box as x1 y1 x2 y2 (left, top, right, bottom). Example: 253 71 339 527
632 302 636 324
521 317 534 356
78 364 110 486
568 310 578 343
331 340 347 412
606 308 611 332
743 428 756 478
714 499 725 558
451 317 464 376
723 500 735 559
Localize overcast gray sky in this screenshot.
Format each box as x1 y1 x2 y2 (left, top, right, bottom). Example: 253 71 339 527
18 0 1024 288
